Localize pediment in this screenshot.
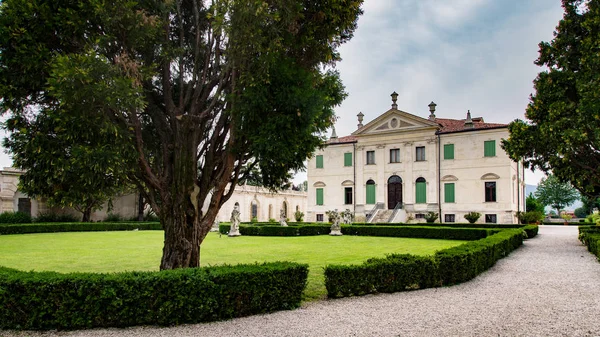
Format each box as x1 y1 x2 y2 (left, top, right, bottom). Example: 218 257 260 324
352 109 439 136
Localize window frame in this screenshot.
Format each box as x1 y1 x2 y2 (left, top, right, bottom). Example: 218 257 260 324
366 150 376 165
444 182 455 203
485 214 497 223
316 188 324 205
444 214 456 223
344 187 353 205
416 146 426 161
415 177 427 204
316 214 324 222
344 152 353 167
389 148 400 163
316 155 324 168
485 182 497 202
443 144 454 160
484 140 496 157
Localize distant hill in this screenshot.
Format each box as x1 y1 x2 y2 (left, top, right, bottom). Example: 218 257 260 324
524 184 581 212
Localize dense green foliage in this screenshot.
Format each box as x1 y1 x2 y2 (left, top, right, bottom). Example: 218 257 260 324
0 211 32 224
0 222 161 235
502 0 600 196
0 262 307 330
325 229 527 298
517 211 545 224
579 225 600 259
219 224 494 241
0 0 363 269
535 175 579 214
33 212 80 223
464 212 482 224
526 193 546 213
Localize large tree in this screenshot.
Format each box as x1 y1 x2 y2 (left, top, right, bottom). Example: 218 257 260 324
501 0 600 196
0 0 363 269
535 175 579 214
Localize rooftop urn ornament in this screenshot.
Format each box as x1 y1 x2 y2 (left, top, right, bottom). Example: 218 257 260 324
330 125 338 139
428 101 437 121
357 112 364 129
464 110 474 129
391 91 399 109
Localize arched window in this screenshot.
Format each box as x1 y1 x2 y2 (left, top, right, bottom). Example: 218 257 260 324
366 179 376 205
415 177 426 204
250 200 258 220
282 201 288 218
388 175 402 184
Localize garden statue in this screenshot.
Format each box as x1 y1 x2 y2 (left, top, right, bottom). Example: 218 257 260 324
210 219 220 232
341 209 354 225
329 209 342 236
229 203 241 237
280 208 288 226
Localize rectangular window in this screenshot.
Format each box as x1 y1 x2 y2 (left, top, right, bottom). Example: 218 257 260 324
316 155 324 168
485 214 497 223
484 140 496 157
415 213 425 219
444 183 455 203
344 152 352 167
416 146 426 161
416 181 427 204
316 188 324 205
390 149 400 163
344 187 353 205
485 182 497 202
366 150 375 165
443 144 454 160
444 214 456 223
316 214 324 222
366 183 376 204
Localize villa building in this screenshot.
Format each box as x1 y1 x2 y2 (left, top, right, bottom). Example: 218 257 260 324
307 92 525 224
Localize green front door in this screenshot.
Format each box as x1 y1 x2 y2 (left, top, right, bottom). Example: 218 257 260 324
366 183 376 204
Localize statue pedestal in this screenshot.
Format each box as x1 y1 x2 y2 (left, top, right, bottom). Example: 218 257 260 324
228 229 241 237
329 229 343 236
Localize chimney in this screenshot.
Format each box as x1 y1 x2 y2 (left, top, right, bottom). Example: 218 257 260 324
357 112 364 129
428 101 437 121
330 126 338 139
464 110 474 129
391 91 398 109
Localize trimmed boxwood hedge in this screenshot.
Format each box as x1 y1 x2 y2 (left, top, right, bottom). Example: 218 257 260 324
0 262 308 330
351 222 526 228
219 224 496 240
579 225 600 259
0 222 162 235
324 228 526 298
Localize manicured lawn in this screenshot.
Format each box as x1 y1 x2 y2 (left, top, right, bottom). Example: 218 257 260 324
0 231 466 300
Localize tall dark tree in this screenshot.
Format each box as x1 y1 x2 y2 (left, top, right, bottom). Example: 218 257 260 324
502 0 600 196
526 193 545 213
0 0 363 269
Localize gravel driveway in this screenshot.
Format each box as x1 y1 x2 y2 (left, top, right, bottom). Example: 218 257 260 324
4 226 600 337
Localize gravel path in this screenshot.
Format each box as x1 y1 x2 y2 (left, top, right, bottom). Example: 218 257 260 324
4 226 600 337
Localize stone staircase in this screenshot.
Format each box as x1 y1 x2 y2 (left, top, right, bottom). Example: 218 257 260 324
370 210 394 223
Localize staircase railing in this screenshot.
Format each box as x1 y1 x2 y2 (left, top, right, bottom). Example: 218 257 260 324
387 202 403 222
366 202 384 223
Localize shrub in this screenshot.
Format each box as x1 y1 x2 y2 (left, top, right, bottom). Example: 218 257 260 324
104 213 124 222
424 212 438 223
341 225 493 241
324 229 526 298
0 222 162 235
34 212 79 223
250 216 258 223
268 218 276 223
0 211 32 224
517 211 544 224
0 262 308 330
294 211 304 222
464 212 481 224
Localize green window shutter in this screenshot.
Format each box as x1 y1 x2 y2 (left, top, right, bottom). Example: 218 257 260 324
316 188 324 205
444 144 454 160
484 140 496 157
444 183 455 203
316 155 323 168
416 182 427 204
344 153 352 167
366 184 376 204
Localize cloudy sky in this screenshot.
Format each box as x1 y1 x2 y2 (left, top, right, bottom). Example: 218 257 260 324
293 0 565 185
0 1 565 186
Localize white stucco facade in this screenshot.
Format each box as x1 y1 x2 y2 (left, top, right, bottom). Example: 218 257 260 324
0 168 307 223
307 97 525 224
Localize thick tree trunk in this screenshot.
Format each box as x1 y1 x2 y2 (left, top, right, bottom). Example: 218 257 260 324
82 208 92 222
159 120 217 270
137 193 144 221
